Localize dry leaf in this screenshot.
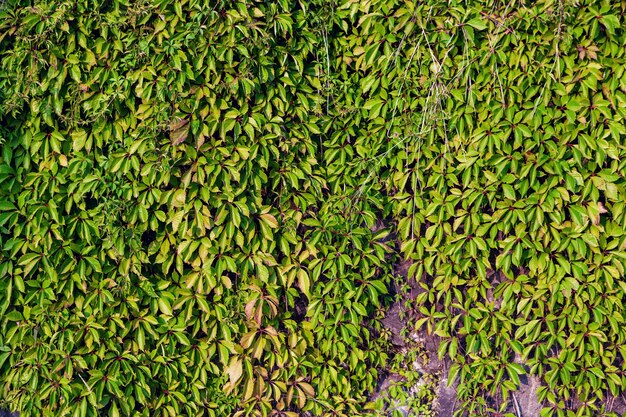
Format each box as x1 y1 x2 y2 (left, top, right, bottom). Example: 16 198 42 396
593 202 608 225
169 118 189 145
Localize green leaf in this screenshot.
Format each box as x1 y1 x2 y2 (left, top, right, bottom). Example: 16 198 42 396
600 15 620 35
517 125 532 137
158 298 172 316
447 364 460 386
257 263 269 282
259 213 279 229
72 129 88 152
171 190 186 208
297 269 310 298
502 184 515 200
466 17 487 31
5 311 23 321
0 201 16 211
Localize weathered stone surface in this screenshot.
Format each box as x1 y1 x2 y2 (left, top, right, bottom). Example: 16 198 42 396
381 303 407 347
508 374 542 417
434 376 458 417
606 395 626 415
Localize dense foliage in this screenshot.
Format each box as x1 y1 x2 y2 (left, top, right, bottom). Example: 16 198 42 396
1 0 626 416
